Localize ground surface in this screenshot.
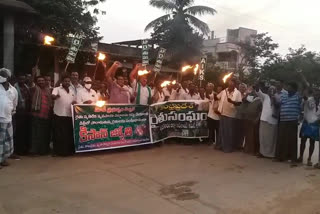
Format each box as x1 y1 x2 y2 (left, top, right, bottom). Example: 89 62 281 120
1 143 320 214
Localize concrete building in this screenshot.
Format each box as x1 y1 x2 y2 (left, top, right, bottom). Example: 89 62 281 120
202 27 257 72
0 0 37 74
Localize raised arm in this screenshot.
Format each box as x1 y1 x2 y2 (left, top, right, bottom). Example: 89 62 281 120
129 63 142 83
105 61 122 83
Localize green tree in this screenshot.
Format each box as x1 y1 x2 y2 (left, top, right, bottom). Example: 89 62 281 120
18 0 106 47
261 46 320 87
237 33 279 82
145 0 216 67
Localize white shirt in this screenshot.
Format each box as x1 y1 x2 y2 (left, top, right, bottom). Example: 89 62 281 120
131 80 152 105
76 88 98 104
52 86 76 117
257 90 278 125
70 83 83 95
217 88 242 118
0 84 18 123
303 96 318 124
154 91 165 103
208 93 220 120
175 88 189 100
182 92 201 100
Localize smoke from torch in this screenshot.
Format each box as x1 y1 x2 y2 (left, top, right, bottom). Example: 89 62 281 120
223 72 233 83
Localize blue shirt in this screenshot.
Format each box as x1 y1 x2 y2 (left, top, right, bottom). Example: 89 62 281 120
280 93 301 122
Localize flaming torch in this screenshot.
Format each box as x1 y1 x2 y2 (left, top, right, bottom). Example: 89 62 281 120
93 52 107 80
96 100 106 108
193 64 199 75
223 72 233 84
161 81 172 88
138 69 150 76
181 65 192 73
43 35 55 45
97 52 106 61
35 35 55 73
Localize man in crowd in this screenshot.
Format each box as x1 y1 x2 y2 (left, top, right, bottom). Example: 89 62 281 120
70 71 83 95
206 83 220 144
105 61 132 104
275 82 301 167
175 80 189 100
216 78 242 152
256 85 278 158
52 75 75 156
0 68 18 168
44 75 53 91
30 75 53 156
14 73 31 155
182 83 200 100
130 64 152 105
76 77 98 104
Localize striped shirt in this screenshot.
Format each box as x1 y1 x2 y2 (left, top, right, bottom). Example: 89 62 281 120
280 93 301 122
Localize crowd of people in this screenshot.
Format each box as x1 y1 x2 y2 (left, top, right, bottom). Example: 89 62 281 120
0 61 320 169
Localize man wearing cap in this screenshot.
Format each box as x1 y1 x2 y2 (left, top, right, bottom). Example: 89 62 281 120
0 68 18 168
76 77 98 104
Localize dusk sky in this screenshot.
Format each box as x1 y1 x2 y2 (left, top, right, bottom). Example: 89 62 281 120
97 0 319 54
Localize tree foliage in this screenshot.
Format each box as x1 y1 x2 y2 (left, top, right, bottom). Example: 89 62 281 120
237 33 279 82
18 0 106 47
261 46 320 87
146 0 216 68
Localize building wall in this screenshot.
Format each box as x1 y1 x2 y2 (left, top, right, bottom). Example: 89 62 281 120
202 27 257 71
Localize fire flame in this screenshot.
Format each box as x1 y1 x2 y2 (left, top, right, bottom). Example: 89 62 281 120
44 35 54 45
181 65 192 72
97 53 106 61
194 64 199 75
161 81 171 88
138 69 149 76
223 72 233 83
96 100 106 108
161 80 177 88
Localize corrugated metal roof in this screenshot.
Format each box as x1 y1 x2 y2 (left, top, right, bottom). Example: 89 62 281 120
0 0 37 14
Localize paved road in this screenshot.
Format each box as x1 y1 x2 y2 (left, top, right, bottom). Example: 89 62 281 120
1 144 320 214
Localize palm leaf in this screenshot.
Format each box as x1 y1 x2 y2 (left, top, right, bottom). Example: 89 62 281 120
185 6 217 16
185 14 210 35
145 14 172 32
176 0 195 8
150 0 177 11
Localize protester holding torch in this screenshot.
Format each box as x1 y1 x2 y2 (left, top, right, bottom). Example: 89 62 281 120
215 75 242 152
130 65 152 105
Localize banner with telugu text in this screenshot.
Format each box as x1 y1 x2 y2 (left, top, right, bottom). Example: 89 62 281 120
72 104 151 153
150 101 209 142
